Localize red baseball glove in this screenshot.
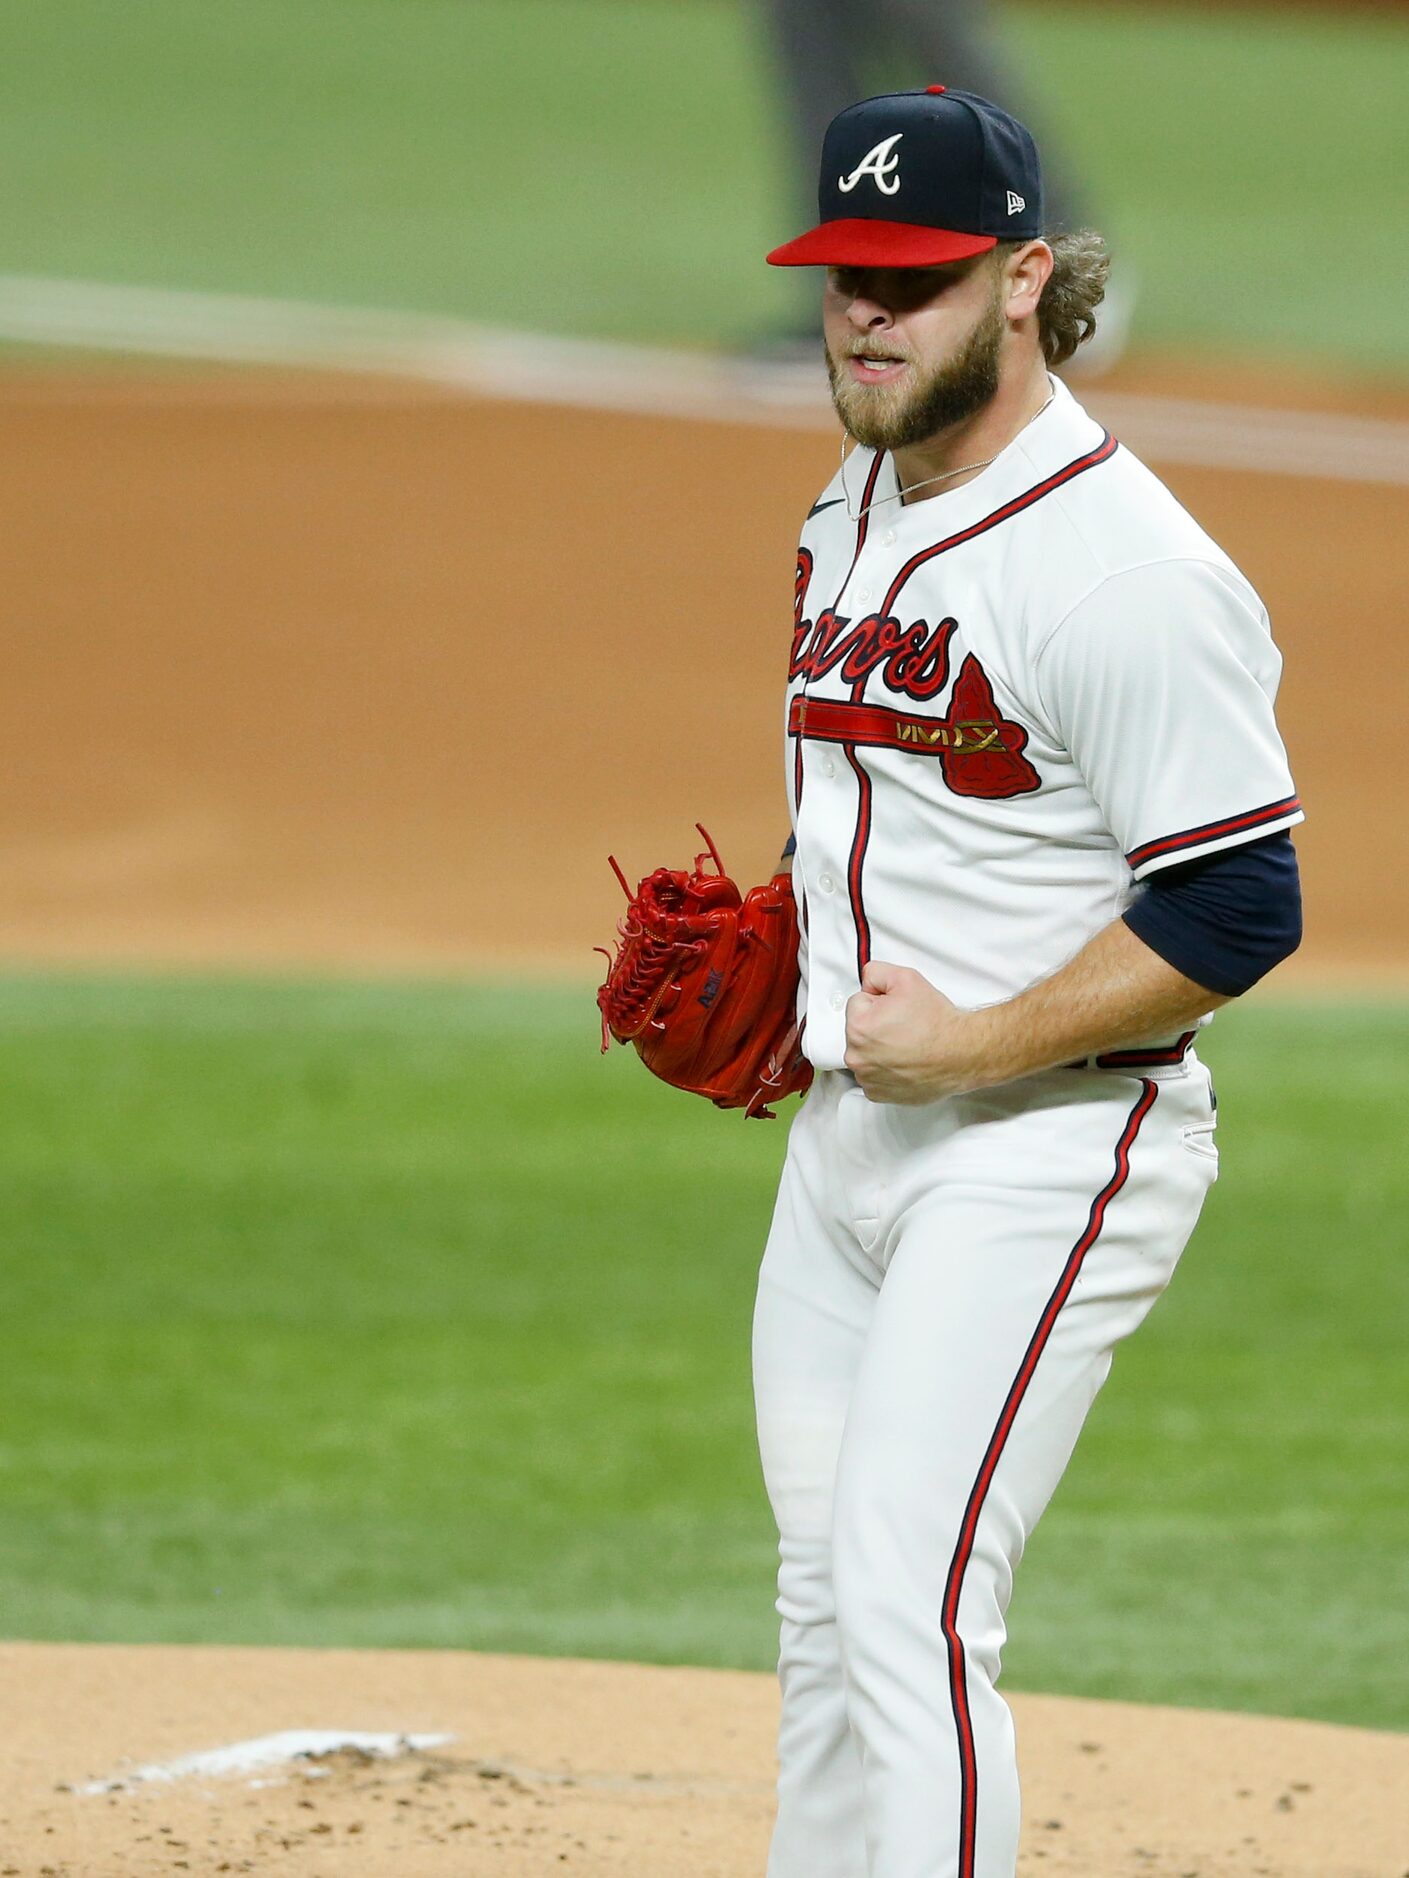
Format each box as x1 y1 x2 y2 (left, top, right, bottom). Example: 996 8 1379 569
596 827 812 1119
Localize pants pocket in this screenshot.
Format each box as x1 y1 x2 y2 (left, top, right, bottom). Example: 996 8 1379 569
1181 1121 1219 1163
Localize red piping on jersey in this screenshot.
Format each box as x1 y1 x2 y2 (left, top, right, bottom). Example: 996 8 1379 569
792 736 808 938
791 453 885 974
881 430 1118 616
844 454 884 577
843 746 874 975
941 1076 1158 1878
1126 795 1301 873
833 452 887 971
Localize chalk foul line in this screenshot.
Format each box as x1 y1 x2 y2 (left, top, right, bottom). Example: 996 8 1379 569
0 274 1406 486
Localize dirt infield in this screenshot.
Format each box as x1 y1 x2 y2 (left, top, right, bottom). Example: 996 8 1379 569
3 1642 1405 1878
0 362 1403 982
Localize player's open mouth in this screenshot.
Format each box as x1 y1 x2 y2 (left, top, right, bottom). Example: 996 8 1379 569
847 354 908 384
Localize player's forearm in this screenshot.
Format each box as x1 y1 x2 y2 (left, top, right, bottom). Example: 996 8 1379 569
843 922 1227 1104
965 918 1227 1085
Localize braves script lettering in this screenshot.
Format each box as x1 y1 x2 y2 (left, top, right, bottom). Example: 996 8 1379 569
790 608 957 700
791 560 955 702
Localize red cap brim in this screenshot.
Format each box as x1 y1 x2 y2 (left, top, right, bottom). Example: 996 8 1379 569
766 219 997 268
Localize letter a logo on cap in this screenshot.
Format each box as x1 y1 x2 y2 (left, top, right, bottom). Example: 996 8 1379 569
839 134 903 197
1006 190 1026 215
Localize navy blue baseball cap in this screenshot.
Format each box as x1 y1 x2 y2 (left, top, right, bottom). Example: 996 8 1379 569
767 86 1044 268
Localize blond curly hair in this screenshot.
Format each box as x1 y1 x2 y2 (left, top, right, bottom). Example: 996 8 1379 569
998 230 1112 366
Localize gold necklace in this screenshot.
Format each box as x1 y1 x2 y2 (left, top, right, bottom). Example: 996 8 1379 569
839 388 1056 523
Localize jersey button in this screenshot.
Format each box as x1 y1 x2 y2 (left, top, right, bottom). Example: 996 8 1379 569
818 872 836 894
829 991 845 1012
882 529 897 546
855 586 871 604
822 758 836 778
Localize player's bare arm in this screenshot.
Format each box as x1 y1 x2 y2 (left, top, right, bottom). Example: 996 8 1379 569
844 921 1227 1105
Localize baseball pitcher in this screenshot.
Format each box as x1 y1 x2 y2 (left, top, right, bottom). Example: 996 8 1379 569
600 85 1302 1878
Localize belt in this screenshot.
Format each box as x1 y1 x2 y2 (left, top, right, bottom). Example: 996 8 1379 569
1064 1029 1198 1071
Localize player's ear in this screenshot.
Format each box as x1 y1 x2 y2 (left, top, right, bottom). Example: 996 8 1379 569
1003 241 1053 323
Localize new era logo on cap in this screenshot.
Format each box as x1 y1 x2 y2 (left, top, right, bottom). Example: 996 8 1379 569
766 86 1044 269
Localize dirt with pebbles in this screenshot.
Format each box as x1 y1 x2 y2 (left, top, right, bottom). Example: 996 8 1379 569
1 1643 1405 1877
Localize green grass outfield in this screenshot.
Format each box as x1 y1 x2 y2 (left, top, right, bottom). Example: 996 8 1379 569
2 1 1408 373
0 973 1404 1731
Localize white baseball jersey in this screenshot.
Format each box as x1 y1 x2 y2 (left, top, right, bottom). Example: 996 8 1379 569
787 373 1302 1070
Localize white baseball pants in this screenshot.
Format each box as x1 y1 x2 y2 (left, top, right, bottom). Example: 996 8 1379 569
752 1059 1218 1878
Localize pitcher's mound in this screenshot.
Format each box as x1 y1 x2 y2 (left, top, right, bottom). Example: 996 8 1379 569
2 1641 1403 1876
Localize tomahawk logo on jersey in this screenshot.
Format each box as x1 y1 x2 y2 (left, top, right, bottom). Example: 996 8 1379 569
786 375 1303 1070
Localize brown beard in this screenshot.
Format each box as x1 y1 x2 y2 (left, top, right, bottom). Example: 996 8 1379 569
825 285 1005 452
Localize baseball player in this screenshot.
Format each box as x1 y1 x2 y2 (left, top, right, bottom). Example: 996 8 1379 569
752 88 1304 1878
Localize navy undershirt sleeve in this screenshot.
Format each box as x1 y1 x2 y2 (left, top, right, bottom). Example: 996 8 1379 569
1123 830 1302 996
782 832 798 858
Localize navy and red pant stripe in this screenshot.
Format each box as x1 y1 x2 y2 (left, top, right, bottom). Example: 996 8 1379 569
939 1076 1158 1878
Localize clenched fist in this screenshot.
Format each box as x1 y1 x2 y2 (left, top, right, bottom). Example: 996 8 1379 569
843 960 988 1104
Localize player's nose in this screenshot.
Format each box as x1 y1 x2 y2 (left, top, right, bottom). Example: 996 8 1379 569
845 291 894 332
831 267 896 329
